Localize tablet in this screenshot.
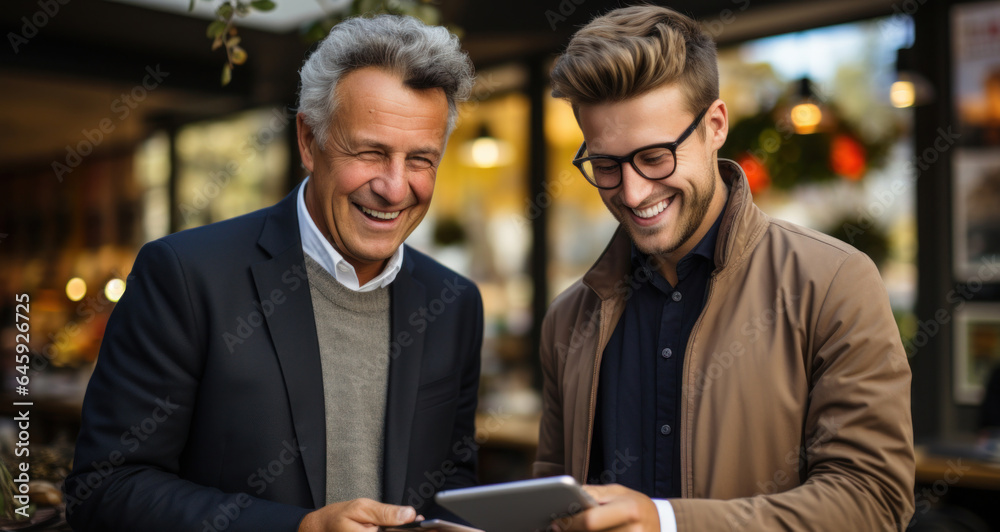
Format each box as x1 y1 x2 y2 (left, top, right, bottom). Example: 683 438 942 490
381 518 484 532
434 476 596 532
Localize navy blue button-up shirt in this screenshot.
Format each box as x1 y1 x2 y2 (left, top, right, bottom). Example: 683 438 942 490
589 209 724 498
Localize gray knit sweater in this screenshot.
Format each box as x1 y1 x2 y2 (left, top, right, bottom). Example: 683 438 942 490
305 255 390 504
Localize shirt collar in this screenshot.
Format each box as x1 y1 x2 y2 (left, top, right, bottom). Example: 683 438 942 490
691 202 726 264
296 177 404 292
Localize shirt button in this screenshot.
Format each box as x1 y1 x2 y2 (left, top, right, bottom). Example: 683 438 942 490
337 264 349 273
660 424 672 435
661 348 672 359
671 291 682 302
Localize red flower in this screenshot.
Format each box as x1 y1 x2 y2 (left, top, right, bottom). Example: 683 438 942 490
737 153 770 194
831 134 866 180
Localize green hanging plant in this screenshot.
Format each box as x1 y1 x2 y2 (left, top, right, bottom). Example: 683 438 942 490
191 0 449 86
190 0 277 86
303 0 448 42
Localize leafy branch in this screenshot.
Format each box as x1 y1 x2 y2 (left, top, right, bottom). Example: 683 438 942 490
190 0 277 86
302 0 447 42
192 0 448 86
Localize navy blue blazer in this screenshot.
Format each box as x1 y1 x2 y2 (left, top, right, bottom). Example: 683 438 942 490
65 184 483 531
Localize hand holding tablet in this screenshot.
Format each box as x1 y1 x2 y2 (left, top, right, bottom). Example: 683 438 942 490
433 476 596 532
381 518 485 531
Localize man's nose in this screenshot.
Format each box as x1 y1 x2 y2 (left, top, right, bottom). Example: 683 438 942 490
618 162 655 208
370 158 408 205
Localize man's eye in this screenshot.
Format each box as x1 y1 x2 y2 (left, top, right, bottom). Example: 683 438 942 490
408 157 435 169
357 151 384 160
639 149 672 166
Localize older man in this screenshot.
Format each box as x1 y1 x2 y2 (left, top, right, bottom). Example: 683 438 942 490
66 15 480 532
536 5 914 532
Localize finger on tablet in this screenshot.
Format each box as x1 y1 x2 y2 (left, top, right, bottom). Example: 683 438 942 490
582 484 625 504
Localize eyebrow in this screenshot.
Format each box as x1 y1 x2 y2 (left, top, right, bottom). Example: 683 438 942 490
585 140 672 158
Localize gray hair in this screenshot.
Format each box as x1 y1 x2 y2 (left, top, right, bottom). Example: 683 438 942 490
298 14 475 146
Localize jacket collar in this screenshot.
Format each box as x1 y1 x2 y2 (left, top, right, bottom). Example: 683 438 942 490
254 183 303 258
583 159 768 301
251 183 327 507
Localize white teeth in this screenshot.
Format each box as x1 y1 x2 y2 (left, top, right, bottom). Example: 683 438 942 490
360 206 400 220
631 198 670 219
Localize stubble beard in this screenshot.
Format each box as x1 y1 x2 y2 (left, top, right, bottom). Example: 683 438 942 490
618 170 717 258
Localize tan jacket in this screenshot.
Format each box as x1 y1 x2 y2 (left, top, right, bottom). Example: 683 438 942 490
534 160 915 530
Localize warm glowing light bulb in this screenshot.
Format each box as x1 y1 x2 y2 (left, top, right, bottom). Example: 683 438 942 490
105 278 126 302
470 137 501 168
790 103 822 134
66 277 87 301
890 80 916 108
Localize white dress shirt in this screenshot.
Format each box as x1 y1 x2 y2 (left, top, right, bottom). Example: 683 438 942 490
296 177 404 292
653 499 676 532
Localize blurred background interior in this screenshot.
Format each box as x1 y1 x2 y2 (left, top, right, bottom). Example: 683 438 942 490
1 0 1000 529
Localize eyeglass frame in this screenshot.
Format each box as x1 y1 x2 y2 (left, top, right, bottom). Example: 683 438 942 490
572 106 711 190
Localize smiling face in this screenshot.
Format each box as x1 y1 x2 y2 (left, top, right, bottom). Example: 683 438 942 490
578 83 729 268
297 67 449 282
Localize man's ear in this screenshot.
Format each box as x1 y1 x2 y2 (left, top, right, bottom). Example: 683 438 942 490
296 113 316 174
706 99 729 152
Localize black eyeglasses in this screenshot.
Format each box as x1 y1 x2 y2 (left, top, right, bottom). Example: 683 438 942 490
572 107 710 190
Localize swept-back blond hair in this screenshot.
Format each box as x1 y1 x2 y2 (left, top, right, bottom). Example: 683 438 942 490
551 5 718 115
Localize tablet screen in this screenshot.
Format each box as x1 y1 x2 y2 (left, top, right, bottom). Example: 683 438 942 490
435 476 595 532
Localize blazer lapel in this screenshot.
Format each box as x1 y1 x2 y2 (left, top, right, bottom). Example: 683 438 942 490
250 184 326 509
383 249 426 505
